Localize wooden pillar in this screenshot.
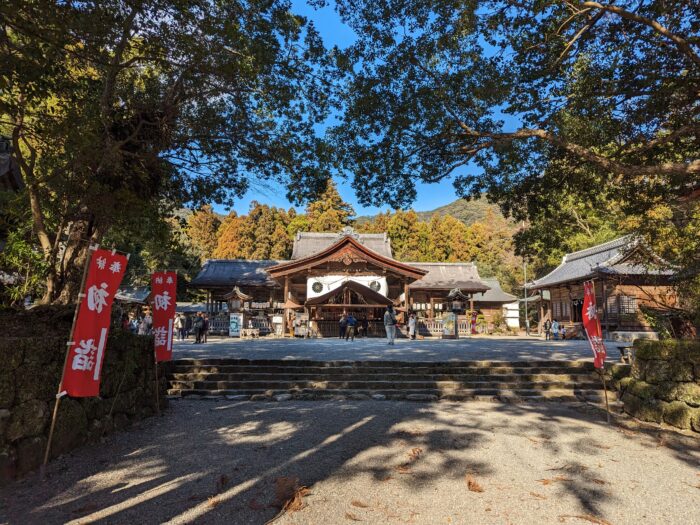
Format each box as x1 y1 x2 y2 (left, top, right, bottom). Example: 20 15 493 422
403 280 410 312
429 296 435 319
283 276 290 336
602 279 609 336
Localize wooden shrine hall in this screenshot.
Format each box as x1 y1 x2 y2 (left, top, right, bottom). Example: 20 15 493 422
190 227 495 337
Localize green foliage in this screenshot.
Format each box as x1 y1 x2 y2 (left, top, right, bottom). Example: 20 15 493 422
1 0 341 302
0 229 48 304
634 339 700 361
305 180 355 232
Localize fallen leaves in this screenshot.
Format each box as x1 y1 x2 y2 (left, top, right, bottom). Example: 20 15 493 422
345 511 363 521
273 477 310 512
395 447 424 474
466 474 485 493
207 496 221 508
558 514 613 525
537 476 572 486
351 500 370 508
547 464 588 474
529 492 548 500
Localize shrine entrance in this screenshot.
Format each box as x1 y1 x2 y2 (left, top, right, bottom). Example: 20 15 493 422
305 280 394 337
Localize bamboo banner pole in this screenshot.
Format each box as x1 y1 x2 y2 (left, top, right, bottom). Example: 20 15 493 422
154 348 161 416
601 370 611 424
42 243 99 478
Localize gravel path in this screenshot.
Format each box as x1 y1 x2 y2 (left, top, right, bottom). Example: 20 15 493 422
2 399 697 525
173 336 613 362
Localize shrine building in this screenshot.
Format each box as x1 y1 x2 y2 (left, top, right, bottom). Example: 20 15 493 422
189 227 514 337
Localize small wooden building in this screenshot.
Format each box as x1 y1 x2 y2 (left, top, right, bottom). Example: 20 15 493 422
529 236 676 340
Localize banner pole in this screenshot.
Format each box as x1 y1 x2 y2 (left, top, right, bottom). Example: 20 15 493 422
42 243 98 477
154 349 161 416
601 370 611 424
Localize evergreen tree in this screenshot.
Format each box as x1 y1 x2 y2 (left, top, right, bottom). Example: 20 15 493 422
186 206 222 262
306 180 355 232
213 212 245 259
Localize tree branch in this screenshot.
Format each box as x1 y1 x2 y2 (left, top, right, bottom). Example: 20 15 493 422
579 1 700 67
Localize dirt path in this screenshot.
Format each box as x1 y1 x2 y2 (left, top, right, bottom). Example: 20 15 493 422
1 400 698 524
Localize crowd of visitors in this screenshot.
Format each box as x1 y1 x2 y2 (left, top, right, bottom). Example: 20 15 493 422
121 310 210 344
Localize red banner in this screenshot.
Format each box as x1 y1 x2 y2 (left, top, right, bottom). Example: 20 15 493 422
62 248 128 397
151 271 177 362
582 280 607 369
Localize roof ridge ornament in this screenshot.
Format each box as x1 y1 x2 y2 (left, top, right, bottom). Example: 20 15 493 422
338 226 360 239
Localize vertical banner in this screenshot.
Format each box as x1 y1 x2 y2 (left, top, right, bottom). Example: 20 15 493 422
152 271 177 362
62 249 128 397
583 281 608 369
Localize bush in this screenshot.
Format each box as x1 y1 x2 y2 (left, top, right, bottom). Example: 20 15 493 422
633 339 700 362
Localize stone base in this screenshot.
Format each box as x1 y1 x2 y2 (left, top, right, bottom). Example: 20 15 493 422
609 331 659 343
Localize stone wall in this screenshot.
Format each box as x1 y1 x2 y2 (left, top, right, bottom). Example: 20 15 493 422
0 331 167 484
618 340 700 432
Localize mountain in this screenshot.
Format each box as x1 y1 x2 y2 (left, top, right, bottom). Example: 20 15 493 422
355 197 505 226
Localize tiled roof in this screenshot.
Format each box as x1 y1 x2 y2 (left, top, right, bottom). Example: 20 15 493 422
292 231 392 259
115 286 150 303
407 262 489 292
190 259 283 287
530 236 673 288
472 278 517 303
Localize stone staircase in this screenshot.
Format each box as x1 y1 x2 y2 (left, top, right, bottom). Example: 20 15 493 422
164 359 619 403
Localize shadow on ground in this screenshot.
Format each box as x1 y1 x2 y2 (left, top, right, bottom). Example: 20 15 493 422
2 400 698 525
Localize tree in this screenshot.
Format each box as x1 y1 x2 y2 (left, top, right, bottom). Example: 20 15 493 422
1 0 339 302
213 212 246 259
186 206 221 262
332 0 698 210
305 180 355 232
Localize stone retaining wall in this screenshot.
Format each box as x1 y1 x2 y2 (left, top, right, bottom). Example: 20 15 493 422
618 340 700 432
0 332 167 484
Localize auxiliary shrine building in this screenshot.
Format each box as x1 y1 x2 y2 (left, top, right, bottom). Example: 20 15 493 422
190 227 516 337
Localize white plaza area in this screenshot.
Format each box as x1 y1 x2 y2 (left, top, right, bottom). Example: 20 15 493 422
171 335 619 362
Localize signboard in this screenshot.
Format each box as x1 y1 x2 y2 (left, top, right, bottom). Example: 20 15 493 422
443 312 457 339
229 313 243 337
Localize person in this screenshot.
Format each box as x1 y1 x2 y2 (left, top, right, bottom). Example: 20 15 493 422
384 305 397 345
174 313 185 341
361 316 369 338
192 312 204 343
551 319 560 340
543 318 552 341
202 314 210 343
345 313 357 342
408 312 417 340
339 313 348 339
184 314 192 340
561 325 567 340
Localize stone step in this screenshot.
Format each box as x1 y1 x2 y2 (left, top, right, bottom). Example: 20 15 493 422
167 387 609 403
166 365 594 377
167 379 603 391
169 372 597 382
168 359 595 369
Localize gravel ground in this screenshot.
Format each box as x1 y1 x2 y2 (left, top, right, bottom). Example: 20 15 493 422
1 400 698 525
173 336 613 362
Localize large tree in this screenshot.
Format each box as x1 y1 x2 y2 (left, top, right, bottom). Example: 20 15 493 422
332 0 698 209
1 0 341 302
305 179 355 232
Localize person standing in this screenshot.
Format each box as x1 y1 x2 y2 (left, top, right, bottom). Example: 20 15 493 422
174 313 185 341
184 314 193 340
384 305 397 345
543 318 552 341
408 312 417 340
202 314 210 343
361 316 369 337
339 313 348 339
345 313 357 342
551 319 560 340
192 312 204 343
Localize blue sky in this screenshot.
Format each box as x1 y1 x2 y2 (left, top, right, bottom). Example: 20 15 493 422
221 1 522 218
215 0 465 217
